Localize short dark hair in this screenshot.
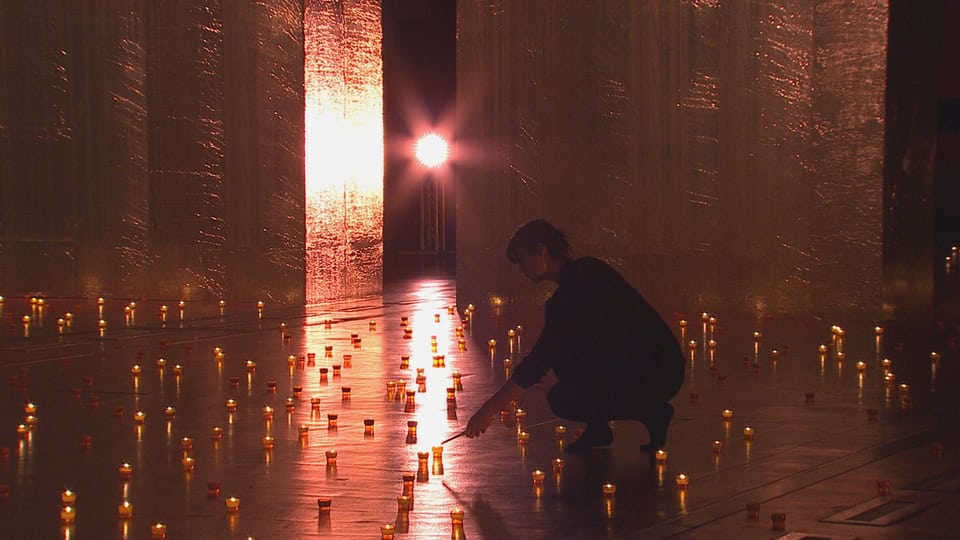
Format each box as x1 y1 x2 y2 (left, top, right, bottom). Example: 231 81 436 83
506 219 571 262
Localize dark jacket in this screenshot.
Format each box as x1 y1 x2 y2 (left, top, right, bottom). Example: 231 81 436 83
510 257 684 398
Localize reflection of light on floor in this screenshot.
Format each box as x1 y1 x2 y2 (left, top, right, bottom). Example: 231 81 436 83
407 279 460 447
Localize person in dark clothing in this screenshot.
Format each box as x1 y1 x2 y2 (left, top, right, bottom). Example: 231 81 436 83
464 219 685 453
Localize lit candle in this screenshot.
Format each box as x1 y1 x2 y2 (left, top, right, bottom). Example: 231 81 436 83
380 523 395 540
675 474 689 488
61 489 77 505
262 436 274 450
211 426 223 441
298 425 310 439
117 500 134 518
406 421 418 444
225 496 240 512
325 450 338 466
134 411 146 424
118 462 133 480
450 508 465 532
552 458 565 473
711 440 723 454
246 360 257 372
518 431 530 444
263 405 274 420
24 402 37 415
181 437 194 451
721 409 734 420
602 483 616 496
743 426 755 440
130 364 142 375
655 449 668 463
164 406 176 419
60 505 76 524
555 425 567 440
182 456 195 472
856 361 866 372
151 522 167 539
532 469 546 487
285 397 296 412
417 451 430 481
226 399 237 412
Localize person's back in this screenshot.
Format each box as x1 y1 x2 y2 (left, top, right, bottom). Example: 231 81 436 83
466 219 685 453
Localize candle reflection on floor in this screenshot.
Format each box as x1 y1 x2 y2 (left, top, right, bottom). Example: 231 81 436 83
1 276 958 538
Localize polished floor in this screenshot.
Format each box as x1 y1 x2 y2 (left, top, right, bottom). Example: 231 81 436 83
1 276 959 539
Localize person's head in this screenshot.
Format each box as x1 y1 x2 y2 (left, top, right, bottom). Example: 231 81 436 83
506 219 571 282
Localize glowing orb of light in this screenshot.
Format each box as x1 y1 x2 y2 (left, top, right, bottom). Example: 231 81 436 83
415 133 449 168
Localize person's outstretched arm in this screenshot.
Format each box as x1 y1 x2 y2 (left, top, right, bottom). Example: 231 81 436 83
465 379 525 438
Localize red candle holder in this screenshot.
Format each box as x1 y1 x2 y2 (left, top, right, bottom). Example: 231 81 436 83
876 479 891 496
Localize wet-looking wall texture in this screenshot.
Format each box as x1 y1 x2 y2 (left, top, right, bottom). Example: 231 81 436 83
0 1 306 303
456 1 891 319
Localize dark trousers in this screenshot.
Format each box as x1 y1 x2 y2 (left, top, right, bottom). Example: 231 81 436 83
546 376 678 424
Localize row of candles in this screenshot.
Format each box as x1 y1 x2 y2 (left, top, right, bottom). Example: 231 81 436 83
7 295 356 337
67 308 468 537
15 304 925 535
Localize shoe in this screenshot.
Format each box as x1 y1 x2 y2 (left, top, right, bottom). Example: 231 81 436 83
564 422 613 454
640 402 674 452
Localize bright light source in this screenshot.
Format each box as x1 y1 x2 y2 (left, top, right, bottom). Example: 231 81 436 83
415 133 449 168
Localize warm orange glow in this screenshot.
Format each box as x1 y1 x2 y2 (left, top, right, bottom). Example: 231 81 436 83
304 1 384 303
415 133 449 168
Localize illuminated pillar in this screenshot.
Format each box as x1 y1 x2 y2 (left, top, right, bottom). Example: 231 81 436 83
305 0 384 303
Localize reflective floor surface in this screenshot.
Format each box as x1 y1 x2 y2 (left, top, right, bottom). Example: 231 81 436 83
1 277 959 539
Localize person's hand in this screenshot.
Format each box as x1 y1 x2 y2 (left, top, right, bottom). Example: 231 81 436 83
465 404 494 438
